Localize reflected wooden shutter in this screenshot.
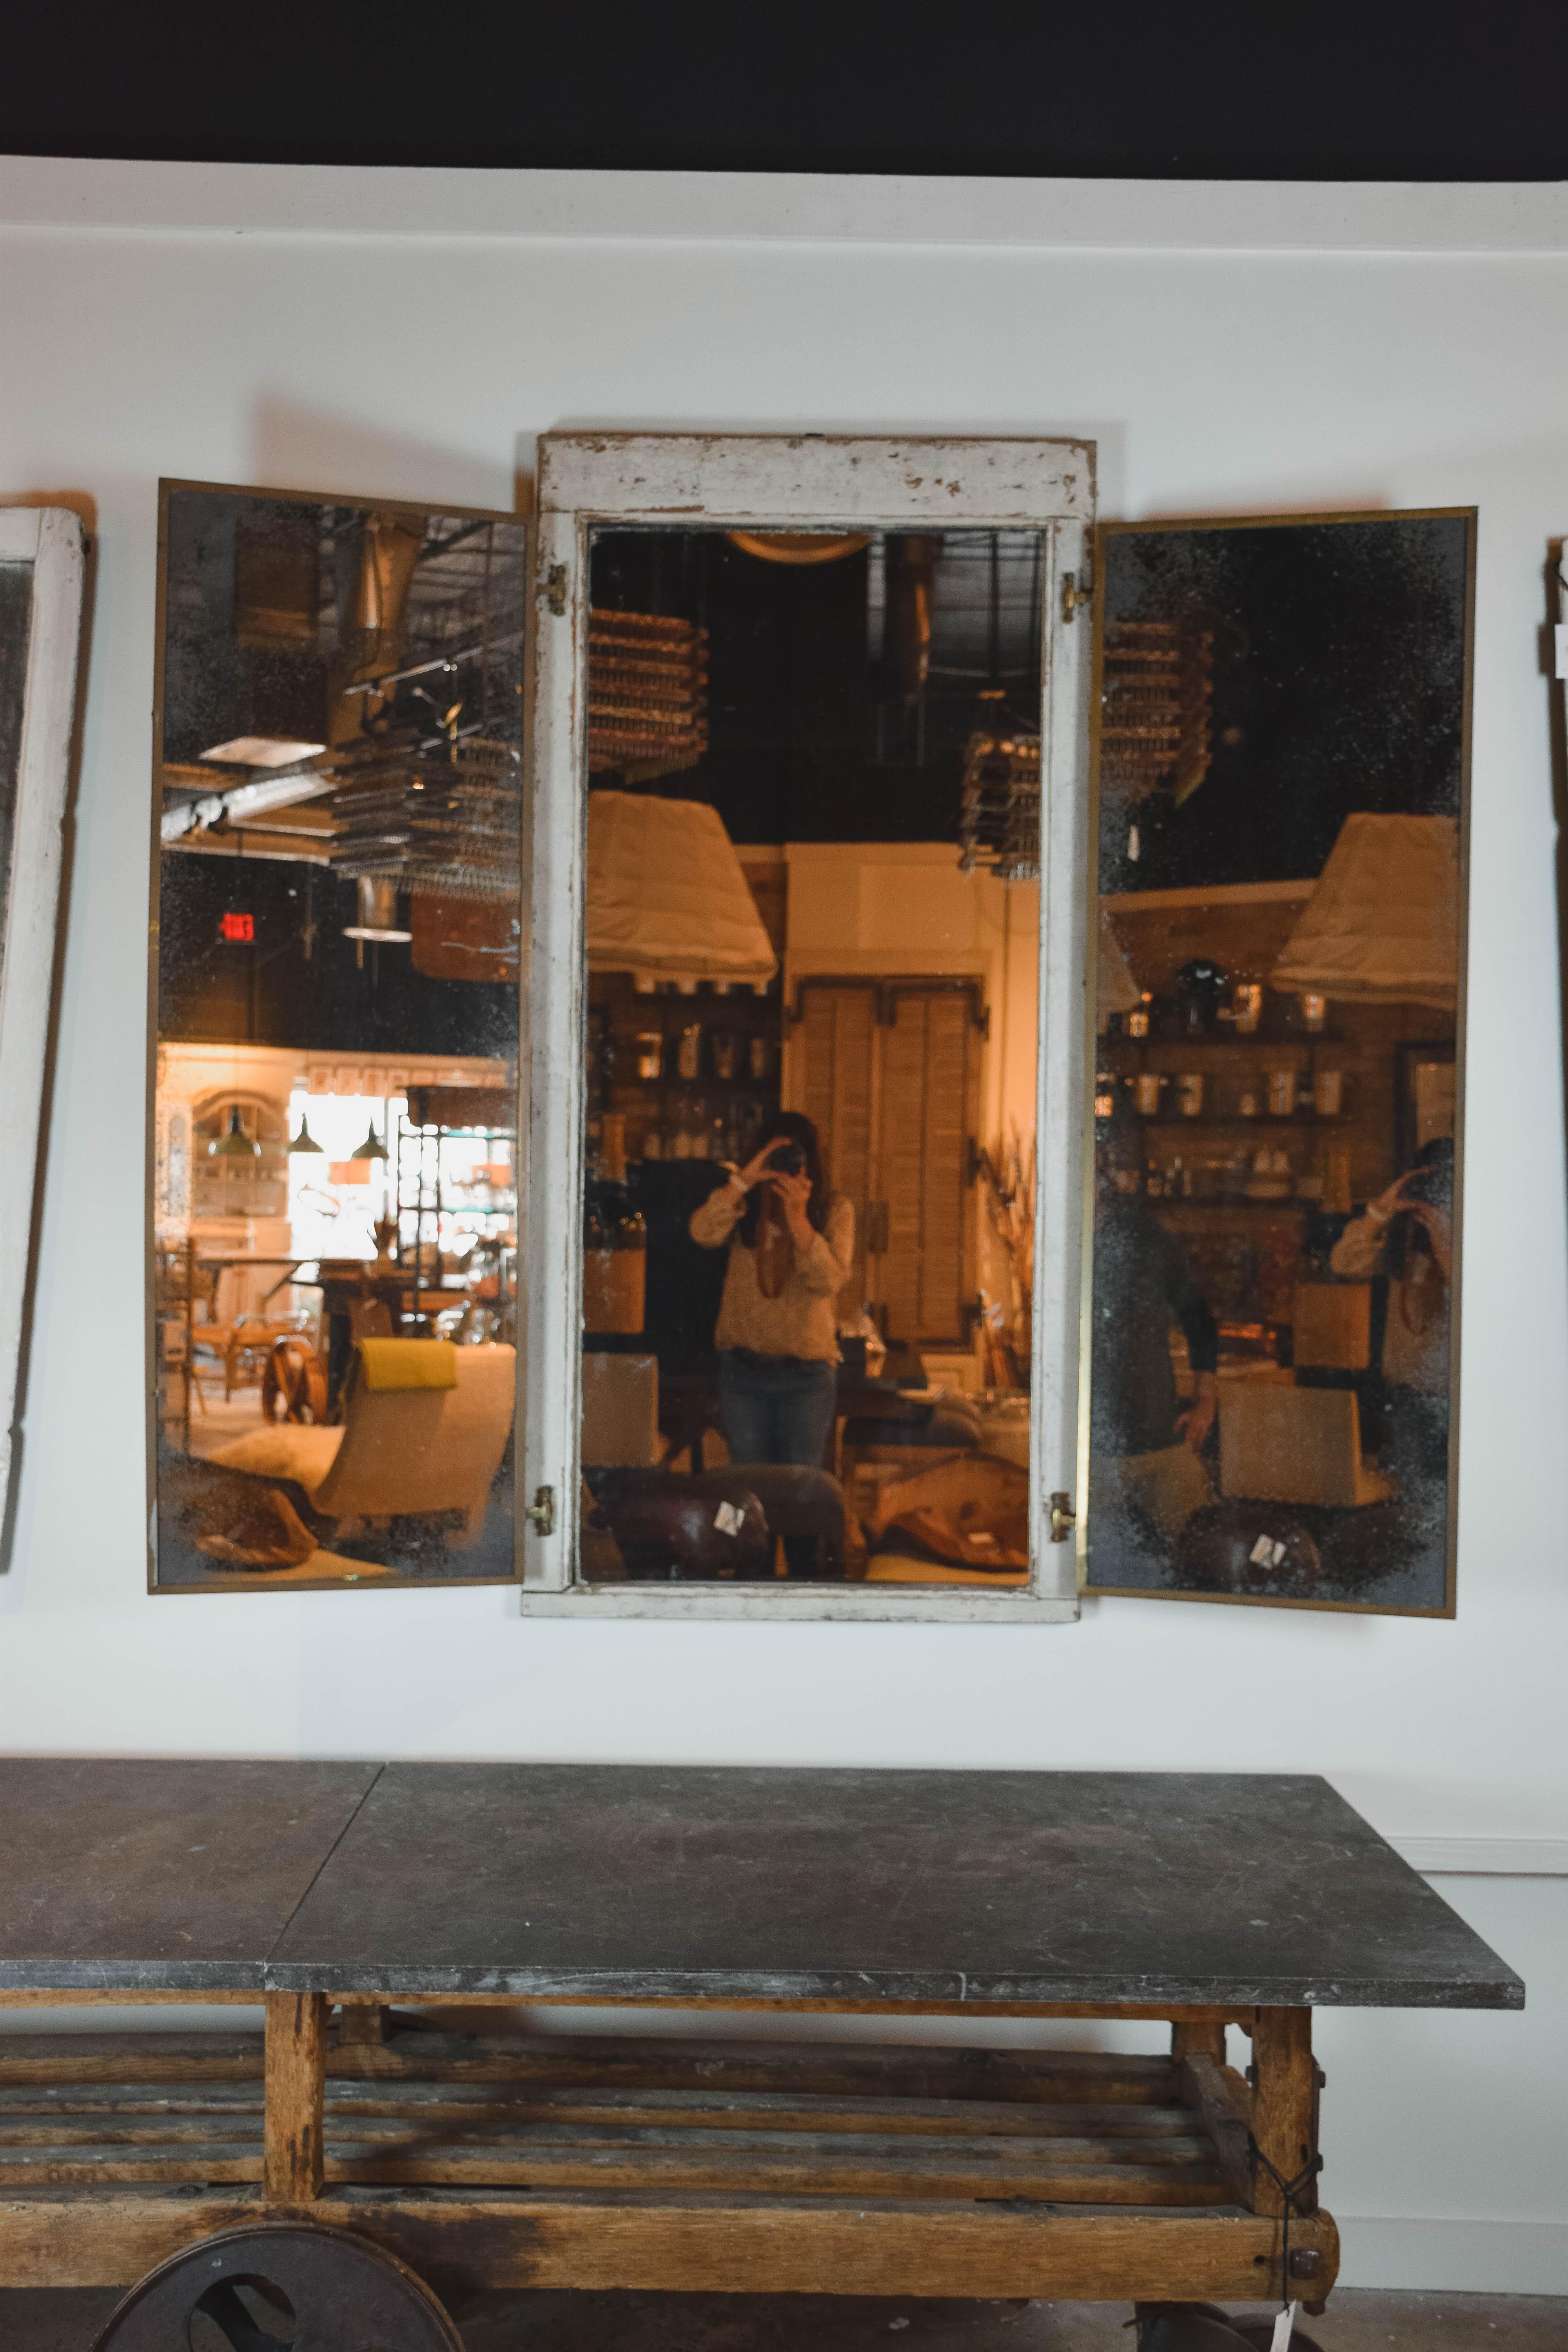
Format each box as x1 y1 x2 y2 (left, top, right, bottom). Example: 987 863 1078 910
796 977 981 1345
876 988 978 1345
797 982 877 1315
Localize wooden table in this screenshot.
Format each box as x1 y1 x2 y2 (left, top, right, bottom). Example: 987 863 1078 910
0 1762 1523 2316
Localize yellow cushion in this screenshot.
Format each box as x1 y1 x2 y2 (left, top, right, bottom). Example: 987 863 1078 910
358 1338 458 1391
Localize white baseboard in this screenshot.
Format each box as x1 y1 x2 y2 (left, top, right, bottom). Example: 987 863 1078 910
1389 1836 1568 1876
1338 2216 1568 2294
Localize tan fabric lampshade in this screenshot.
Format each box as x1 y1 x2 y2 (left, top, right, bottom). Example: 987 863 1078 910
586 789 779 988
1097 906 1143 1015
1272 813 1459 1010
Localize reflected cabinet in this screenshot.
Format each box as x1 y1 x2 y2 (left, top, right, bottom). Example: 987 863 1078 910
145 448 1472 1620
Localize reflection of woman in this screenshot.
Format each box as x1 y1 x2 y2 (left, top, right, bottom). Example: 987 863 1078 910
1329 1137 1452 1495
1089 1151 1220 1552
689 1112 855 1521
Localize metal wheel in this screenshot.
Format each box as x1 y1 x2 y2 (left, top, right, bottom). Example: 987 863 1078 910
90 2222 465 2352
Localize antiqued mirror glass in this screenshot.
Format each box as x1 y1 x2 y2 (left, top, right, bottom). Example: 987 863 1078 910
150 483 527 1590
575 524 1045 1590
1085 509 1473 1614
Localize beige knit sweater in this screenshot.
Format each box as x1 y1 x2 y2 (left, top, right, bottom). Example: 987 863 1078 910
689 1182 856 1362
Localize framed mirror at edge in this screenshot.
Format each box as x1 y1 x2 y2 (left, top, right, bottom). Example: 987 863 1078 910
1082 507 1474 1618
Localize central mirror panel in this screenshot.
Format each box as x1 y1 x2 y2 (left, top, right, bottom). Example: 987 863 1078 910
575 525 1045 1588
150 485 527 1590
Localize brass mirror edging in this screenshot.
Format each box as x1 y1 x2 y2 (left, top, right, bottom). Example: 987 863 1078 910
1079 506 1478 1619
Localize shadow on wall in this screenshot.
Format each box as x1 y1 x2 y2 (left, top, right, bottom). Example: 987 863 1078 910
250 399 519 519
1548 541 1568 1277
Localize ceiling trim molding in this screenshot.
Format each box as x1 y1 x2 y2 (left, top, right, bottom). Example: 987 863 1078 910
3 158 1568 254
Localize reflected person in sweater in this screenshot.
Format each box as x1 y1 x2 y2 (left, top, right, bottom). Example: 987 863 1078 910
690 1112 855 1572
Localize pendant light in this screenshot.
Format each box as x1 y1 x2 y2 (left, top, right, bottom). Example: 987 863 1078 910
354 1119 389 1163
342 875 412 944
288 1113 324 1156
209 1105 260 1160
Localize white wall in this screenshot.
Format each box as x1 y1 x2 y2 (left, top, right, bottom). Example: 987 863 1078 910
1 162 1565 2292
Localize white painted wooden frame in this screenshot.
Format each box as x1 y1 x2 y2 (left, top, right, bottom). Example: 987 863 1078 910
0 509 86 1551
521 435 1094 1621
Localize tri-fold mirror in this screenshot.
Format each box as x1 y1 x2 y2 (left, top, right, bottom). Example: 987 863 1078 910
145 455 1472 1617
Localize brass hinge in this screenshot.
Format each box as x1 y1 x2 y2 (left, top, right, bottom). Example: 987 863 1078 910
541 563 568 617
1060 569 1093 624
1049 1491 1077 1543
524 1485 557 1537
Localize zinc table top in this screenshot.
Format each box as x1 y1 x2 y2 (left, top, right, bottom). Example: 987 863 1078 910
0 1760 1524 2009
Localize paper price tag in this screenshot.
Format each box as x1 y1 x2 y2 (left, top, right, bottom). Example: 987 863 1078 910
1269 2302 1299 2352
713 1502 746 1536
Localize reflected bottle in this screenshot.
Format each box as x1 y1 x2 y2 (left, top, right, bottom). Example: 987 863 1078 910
583 1113 646 1336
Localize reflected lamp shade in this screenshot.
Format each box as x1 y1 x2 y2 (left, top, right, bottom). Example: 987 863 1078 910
209 1105 260 1159
1272 814 1459 1011
354 1121 389 1162
288 1114 324 1155
1097 907 1143 1016
585 790 779 989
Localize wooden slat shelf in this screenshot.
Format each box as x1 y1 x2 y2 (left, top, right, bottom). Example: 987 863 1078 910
0 2040 1231 2205
0 2009 1343 2303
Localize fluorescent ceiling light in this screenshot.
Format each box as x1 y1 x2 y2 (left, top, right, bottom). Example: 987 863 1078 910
200 735 327 768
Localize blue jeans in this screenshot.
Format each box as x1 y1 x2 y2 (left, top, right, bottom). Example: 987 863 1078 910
718 1351 839 1579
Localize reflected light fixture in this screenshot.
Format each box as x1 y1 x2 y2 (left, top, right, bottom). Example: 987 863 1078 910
209 1105 260 1159
288 1114 324 1156
354 1120 390 1163
199 735 327 768
343 875 412 944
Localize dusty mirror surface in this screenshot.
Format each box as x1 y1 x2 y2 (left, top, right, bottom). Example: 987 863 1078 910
1087 510 1472 1613
151 485 527 1589
575 524 1045 1589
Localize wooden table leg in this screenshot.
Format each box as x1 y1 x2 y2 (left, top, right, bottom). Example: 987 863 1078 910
265 1991 326 2202
1251 2005 1318 2215
1171 2018 1227 2065
336 1999 391 2046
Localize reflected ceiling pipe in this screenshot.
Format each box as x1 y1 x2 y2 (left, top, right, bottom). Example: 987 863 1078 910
336 512 425 735
885 534 940 700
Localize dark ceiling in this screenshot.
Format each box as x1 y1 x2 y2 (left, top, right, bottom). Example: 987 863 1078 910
5 1 1567 178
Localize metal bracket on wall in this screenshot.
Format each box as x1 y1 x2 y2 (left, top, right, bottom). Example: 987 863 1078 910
525 1485 557 1537
1049 1492 1077 1543
541 564 568 617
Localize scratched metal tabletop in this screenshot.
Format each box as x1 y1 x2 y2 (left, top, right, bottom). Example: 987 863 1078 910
0 1761 1524 2008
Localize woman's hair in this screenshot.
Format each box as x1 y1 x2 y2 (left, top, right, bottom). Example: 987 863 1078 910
1389 1135 1454 1276
738 1109 830 1245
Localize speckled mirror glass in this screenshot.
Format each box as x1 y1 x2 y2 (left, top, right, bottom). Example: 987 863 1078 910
150 483 527 1592
1085 509 1473 1615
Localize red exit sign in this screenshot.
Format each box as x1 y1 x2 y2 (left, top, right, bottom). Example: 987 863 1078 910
219 912 254 943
